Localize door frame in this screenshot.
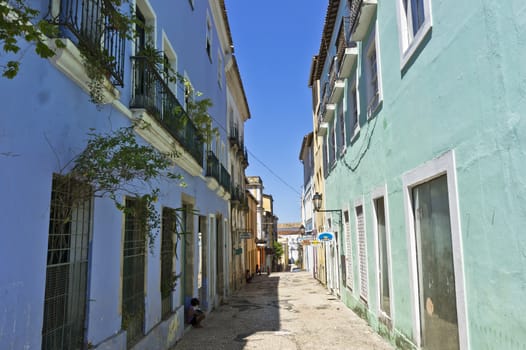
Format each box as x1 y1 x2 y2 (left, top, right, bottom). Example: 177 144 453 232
371 185 394 323
402 150 468 349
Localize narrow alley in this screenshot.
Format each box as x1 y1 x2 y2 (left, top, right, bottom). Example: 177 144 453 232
172 272 394 350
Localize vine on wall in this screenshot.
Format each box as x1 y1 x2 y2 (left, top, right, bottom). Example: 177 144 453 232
3 2 220 251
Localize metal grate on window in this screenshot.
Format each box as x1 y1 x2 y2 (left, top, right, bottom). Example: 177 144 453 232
160 207 177 319
42 174 91 350
356 205 368 302
122 198 146 347
344 211 354 291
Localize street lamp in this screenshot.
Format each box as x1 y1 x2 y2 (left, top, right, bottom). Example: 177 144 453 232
313 192 323 212
312 192 343 286
312 192 342 221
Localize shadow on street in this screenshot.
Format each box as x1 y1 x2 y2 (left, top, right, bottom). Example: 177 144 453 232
173 273 282 349
172 272 394 350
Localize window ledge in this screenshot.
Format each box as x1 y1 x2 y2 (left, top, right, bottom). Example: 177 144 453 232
206 177 220 191
46 38 120 104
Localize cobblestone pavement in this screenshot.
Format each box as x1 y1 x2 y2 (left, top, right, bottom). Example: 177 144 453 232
172 271 394 350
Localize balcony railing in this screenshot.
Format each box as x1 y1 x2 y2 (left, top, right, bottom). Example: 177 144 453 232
219 165 231 193
229 123 239 146
231 185 248 208
348 0 363 39
206 151 220 182
317 82 331 133
242 148 249 167
46 0 125 86
231 185 240 203
347 0 378 41
130 56 204 166
328 56 338 97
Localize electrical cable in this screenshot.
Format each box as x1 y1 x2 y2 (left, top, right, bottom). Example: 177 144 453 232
205 112 302 197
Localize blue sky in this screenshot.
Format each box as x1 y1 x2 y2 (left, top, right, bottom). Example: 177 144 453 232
225 1 327 223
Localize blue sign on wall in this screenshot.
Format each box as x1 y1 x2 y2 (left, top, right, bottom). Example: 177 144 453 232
318 232 334 241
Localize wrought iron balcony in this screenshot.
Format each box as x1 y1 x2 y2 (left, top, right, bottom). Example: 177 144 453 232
206 151 220 182
347 0 378 42
328 56 345 104
337 17 358 78
236 145 248 165
317 82 334 136
230 185 248 209
130 56 204 166
242 147 249 168
229 123 240 147
219 165 231 193
46 0 125 86
231 184 241 204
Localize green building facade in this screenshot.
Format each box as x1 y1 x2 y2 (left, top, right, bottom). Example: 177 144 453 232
309 1 526 349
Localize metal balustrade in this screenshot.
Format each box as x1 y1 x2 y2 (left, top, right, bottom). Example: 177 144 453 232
348 0 363 37
206 151 220 182
220 165 231 193
229 123 240 146
130 56 204 166
46 0 125 86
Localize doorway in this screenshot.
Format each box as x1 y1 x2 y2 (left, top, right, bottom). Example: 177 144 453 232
412 175 459 350
403 151 467 349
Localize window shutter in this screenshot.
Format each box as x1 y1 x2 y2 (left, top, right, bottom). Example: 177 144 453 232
344 211 353 290
356 205 368 302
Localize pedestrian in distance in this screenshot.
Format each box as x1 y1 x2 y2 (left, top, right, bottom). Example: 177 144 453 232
256 264 261 275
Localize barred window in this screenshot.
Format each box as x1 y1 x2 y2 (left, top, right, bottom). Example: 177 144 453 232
356 204 368 302
122 197 146 346
160 207 177 319
42 174 92 350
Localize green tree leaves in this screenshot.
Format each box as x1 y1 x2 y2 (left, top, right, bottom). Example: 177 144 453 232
0 1 58 78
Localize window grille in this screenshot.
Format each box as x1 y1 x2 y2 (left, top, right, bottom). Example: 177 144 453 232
42 174 92 350
160 208 177 319
122 198 146 347
356 205 368 302
344 210 354 290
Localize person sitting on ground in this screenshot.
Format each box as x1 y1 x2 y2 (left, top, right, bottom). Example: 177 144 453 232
246 269 253 283
186 298 205 328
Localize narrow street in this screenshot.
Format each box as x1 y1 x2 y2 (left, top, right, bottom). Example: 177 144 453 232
172 272 394 350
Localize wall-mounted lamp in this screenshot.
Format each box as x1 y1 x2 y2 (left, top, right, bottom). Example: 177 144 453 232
312 192 342 226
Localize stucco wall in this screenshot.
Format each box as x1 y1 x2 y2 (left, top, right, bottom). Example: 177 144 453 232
321 0 526 348
0 0 230 348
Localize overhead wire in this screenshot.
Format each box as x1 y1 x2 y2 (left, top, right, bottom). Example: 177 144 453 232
206 111 302 197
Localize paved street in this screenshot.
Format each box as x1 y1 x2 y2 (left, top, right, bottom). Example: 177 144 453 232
172 271 394 350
